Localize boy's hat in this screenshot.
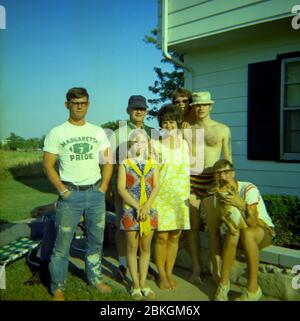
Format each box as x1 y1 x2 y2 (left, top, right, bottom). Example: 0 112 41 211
127 95 148 109
190 91 214 105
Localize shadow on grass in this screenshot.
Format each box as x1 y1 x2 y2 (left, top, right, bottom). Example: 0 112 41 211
9 162 56 194
9 161 44 178
17 176 56 194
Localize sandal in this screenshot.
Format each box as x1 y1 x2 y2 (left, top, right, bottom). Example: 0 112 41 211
141 287 156 299
130 288 143 300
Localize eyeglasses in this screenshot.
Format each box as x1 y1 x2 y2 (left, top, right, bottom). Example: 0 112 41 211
69 101 89 107
174 99 189 104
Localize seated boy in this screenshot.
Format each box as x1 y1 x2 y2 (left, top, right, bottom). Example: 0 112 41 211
212 160 274 301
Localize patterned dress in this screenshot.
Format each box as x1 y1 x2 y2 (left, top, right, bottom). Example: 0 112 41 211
155 138 191 231
120 159 158 231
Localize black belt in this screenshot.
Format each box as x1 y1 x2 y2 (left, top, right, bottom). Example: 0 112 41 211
62 179 101 191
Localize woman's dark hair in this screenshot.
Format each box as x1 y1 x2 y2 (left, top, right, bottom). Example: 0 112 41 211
157 104 183 128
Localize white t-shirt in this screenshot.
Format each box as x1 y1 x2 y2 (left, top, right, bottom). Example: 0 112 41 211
43 121 110 185
238 181 274 227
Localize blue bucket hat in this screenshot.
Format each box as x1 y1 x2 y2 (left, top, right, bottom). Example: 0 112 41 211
127 95 148 109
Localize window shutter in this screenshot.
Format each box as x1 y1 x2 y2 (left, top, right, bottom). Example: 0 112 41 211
247 60 280 160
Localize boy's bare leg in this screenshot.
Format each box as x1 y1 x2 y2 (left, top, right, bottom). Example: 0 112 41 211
187 194 202 283
220 232 240 285
116 229 127 260
203 196 222 284
114 191 127 281
240 227 271 293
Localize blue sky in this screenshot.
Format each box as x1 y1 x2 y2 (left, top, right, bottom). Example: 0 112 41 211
0 0 167 139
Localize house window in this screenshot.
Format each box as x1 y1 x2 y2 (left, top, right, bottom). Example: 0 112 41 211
247 52 300 162
280 57 300 160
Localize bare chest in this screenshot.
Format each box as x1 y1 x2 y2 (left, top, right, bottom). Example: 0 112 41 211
204 128 223 147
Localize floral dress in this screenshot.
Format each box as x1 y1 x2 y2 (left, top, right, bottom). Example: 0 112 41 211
155 138 190 231
120 159 158 231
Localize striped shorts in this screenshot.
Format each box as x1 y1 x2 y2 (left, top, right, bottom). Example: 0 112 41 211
190 173 215 198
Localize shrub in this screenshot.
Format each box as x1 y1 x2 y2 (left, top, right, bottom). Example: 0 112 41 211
263 195 300 249
0 150 44 179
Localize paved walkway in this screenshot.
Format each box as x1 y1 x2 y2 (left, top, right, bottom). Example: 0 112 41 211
69 238 280 301
70 239 255 301
9 217 213 300
10 217 279 301
70 244 213 301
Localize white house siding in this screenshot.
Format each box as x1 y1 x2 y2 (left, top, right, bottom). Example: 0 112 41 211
165 0 299 45
182 22 300 197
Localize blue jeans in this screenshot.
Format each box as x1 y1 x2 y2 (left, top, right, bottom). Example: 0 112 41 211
40 212 56 261
49 186 106 293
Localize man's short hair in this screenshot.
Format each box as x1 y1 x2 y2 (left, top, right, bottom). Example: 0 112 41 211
157 104 183 128
172 88 192 103
66 87 89 101
213 159 234 171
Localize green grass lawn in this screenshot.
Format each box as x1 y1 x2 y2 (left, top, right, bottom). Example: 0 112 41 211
1 258 130 301
0 150 43 180
0 177 57 222
0 150 54 221
0 151 130 301
0 175 131 300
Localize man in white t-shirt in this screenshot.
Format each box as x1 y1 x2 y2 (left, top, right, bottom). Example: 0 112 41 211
212 160 275 301
43 87 113 301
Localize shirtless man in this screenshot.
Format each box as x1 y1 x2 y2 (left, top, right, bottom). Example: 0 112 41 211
188 91 232 284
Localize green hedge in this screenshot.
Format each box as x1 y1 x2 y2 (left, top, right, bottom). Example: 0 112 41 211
263 195 300 249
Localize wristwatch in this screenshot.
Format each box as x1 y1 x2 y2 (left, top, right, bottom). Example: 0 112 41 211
59 189 69 197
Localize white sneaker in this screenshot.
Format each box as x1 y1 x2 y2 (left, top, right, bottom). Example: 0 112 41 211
141 287 156 299
214 282 230 301
235 286 263 301
130 288 143 301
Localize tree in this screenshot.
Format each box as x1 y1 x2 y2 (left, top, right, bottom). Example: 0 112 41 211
144 28 184 116
24 137 41 150
5 133 46 151
7 132 25 150
39 135 46 149
101 120 121 139
101 121 120 131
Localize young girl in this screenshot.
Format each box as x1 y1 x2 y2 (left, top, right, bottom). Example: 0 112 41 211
117 130 160 300
154 104 191 290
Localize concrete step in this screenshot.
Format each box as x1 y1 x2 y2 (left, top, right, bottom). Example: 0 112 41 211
69 242 212 301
